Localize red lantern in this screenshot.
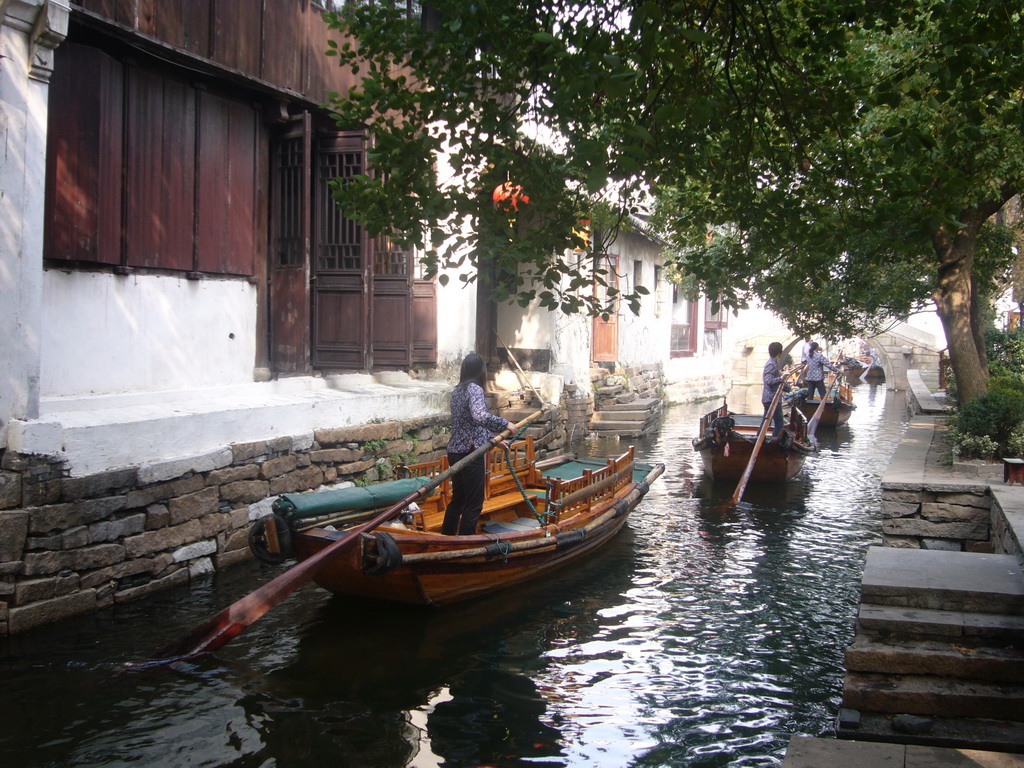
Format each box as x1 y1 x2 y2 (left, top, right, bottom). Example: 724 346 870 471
492 181 530 212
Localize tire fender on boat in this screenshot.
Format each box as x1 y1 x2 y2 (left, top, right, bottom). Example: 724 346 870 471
362 530 403 575
248 513 294 565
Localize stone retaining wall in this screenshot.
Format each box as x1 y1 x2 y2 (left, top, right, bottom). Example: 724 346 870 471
0 408 561 634
881 485 994 552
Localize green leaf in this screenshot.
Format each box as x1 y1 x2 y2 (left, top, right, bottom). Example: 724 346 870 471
680 28 712 43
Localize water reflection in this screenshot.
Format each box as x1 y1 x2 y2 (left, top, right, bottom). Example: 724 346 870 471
0 384 908 768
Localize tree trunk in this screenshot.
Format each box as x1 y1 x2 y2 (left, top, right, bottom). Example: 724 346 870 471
969 270 991 380
932 224 988 403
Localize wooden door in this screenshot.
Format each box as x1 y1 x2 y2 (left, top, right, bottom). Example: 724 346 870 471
269 114 311 374
592 253 619 363
371 233 413 368
312 131 369 369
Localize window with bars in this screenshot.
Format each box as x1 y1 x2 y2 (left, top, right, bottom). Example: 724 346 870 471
705 296 729 329
374 234 410 275
274 138 305 267
316 149 364 272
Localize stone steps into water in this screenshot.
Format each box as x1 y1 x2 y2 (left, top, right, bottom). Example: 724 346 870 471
858 604 1024 644
596 398 661 412
784 734 1024 766
861 547 1024 615
845 635 1024 683
590 397 662 437
843 672 1024 720
840 545 1024 751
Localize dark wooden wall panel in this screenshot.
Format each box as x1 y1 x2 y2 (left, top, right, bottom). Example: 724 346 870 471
412 280 438 364
263 0 304 92
44 43 123 265
197 92 257 275
211 0 262 75
125 68 196 270
303 3 337 105
77 0 136 26
138 0 211 55
75 0 360 105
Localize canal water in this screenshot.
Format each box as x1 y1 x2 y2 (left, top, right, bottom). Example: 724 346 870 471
1 384 908 768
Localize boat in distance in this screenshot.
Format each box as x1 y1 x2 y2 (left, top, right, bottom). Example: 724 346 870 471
792 375 856 427
692 401 814 483
248 437 664 606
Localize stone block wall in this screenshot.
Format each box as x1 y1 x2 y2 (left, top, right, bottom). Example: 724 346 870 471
0 410 560 634
880 485 993 552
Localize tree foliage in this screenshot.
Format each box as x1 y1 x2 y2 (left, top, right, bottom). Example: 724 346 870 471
323 0 1024 399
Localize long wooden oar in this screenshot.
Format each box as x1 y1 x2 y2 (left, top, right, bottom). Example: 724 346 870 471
807 357 844 443
728 365 804 507
142 409 544 665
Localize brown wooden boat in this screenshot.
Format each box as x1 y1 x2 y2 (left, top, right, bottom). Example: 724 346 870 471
843 355 885 383
251 437 664 606
794 374 856 427
692 402 814 482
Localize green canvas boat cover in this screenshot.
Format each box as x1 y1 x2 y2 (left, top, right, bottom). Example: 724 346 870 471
273 476 433 520
542 458 653 484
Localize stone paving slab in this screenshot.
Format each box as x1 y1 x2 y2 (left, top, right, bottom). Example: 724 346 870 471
784 736 1024 767
882 416 990 492
862 546 1024 614
858 603 1024 641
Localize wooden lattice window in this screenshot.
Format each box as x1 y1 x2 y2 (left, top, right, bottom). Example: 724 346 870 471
274 137 305 267
316 150 364 272
374 233 409 276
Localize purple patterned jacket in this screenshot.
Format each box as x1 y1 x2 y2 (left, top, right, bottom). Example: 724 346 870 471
447 382 510 453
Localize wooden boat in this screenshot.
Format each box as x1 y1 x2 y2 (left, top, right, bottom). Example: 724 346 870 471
793 374 856 427
249 437 664 606
843 355 885 383
692 402 814 482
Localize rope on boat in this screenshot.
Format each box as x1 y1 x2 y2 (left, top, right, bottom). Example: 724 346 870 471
502 421 549 526
483 534 512 562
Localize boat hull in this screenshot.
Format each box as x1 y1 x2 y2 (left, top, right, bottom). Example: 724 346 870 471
796 398 854 427
692 402 813 483
293 512 630 605
696 440 809 482
286 453 664 606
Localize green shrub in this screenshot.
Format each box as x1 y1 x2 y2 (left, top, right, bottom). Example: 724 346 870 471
950 388 1024 454
988 374 1024 397
948 431 999 460
986 328 1024 378
1005 427 1024 459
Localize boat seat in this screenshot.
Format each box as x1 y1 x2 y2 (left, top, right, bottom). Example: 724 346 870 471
483 517 542 534
481 491 539 515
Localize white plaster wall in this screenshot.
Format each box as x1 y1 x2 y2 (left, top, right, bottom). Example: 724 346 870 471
612 230 671 367
0 12 50 439
434 270 478 375
41 271 259 396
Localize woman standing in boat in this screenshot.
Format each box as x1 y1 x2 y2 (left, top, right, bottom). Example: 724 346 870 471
443 353 511 535
804 341 838 399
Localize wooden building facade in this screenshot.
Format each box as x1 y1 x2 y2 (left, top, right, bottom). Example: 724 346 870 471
45 0 436 379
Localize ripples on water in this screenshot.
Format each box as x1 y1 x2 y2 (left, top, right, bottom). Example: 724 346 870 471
0 385 908 768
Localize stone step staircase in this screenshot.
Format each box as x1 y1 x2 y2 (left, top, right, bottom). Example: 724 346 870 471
838 546 1024 751
590 397 663 437
589 365 664 439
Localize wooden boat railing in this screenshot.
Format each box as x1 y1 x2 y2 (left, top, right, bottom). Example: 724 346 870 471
401 457 664 566
546 447 635 522
394 437 542 530
485 437 540 497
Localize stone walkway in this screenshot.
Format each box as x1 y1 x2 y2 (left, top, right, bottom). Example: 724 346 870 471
783 735 1024 767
